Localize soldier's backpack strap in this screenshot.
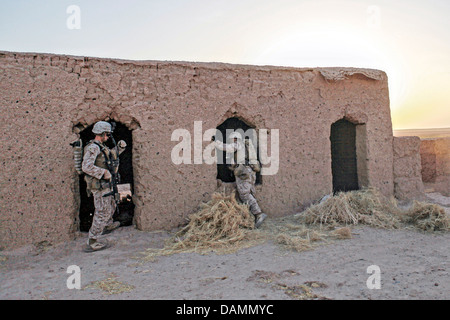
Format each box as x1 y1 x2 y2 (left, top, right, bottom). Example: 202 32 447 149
90 140 109 164
92 140 119 173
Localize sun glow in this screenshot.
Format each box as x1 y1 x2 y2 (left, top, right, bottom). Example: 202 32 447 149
0 0 448 130
250 23 413 121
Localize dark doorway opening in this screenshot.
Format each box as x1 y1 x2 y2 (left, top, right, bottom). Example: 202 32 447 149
216 117 262 185
78 122 134 232
330 119 359 193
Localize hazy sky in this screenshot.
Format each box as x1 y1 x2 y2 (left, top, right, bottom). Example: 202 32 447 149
1 0 449 129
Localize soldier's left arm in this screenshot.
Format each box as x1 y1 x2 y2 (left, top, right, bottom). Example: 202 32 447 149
215 140 239 153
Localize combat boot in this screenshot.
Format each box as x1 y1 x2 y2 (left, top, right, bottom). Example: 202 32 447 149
255 213 267 228
103 221 121 234
83 238 109 252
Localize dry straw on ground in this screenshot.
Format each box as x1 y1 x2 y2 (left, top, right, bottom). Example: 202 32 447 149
141 191 264 260
258 216 337 252
84 273 135 295
296 188 402 229
401 200 449 231
140 188 449 260
296 188 449 232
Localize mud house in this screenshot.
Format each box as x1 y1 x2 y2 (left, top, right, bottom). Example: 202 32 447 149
0 51 425 249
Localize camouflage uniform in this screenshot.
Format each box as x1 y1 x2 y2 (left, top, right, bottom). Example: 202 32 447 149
215 137 264 218
89 188 117 240
82 141 121 240
233 163 262 216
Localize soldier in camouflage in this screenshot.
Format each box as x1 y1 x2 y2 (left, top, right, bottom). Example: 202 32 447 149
214 131 267 228
82 121 126 252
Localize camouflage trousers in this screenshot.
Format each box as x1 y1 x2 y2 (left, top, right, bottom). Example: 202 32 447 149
235 165 262 216
88 188 117 240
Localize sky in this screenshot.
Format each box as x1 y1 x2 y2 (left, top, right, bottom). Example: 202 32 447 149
0 0 449 130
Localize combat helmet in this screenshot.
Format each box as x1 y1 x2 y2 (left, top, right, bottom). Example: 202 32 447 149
92 121 112 135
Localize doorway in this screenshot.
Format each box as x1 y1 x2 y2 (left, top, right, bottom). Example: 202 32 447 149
330 119 359 193
78 122 134 232
216 117 262 184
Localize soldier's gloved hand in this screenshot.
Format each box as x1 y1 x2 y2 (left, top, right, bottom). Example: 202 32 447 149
118 140 127 149
103 170 112 180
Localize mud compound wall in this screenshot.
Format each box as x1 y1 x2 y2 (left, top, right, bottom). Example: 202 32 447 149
393 136 425 200
0 51 393 249
420 138 450 196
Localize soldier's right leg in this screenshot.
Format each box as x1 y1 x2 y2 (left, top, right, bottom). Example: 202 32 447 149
236 180 261 213
103 195 120 233
85 190 114 251
236 180 267 227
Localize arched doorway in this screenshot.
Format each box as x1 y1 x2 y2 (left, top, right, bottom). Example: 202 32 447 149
216 117 262 185
78 122 134 232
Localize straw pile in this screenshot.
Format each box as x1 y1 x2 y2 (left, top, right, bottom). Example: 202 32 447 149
297 188 449 232
140 188 448 260
297 188 401 229
141 191 263 259
401 201 449 231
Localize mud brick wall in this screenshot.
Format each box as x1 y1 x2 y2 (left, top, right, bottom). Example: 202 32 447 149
420 138 450 196
0 51 394 249
393 136 425 200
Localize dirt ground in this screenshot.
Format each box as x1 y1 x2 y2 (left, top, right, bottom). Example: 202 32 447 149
0 192 449 300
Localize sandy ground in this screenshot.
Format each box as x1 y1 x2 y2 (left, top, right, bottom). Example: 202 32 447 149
0 192 449 301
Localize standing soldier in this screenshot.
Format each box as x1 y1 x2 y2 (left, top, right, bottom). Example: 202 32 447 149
82 121 126 252
214 131 267 228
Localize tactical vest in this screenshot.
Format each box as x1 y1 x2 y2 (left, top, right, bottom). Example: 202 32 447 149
84 141 119 194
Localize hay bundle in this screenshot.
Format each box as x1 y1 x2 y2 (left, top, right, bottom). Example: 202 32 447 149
402 201 449 231
298 188 401 229
142 191 261 258
297 188 449 232
173 191 256 249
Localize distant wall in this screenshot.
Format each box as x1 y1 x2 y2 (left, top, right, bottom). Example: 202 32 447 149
420 138 450 196
393 136 425 200
0 51 394 249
